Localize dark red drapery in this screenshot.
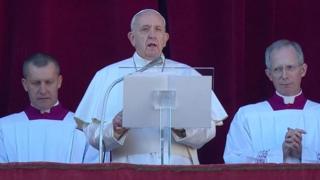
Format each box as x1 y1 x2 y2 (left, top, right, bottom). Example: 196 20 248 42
1 0 320 164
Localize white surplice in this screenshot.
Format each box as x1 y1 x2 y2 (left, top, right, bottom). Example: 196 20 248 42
224 100 320 163
75 52 228 165
0 111 98 163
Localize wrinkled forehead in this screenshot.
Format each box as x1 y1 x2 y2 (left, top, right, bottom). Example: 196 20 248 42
270 46 300 66
26 63 59 79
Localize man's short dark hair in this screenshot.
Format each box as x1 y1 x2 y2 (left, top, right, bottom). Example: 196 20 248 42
23 53 60 78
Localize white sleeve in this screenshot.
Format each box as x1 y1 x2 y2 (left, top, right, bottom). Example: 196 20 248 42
173 121 216 149
83 122 125 152
75 70 109 123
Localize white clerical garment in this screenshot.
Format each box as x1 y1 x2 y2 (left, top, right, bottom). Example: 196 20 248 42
224 93 320 163
75 52 228 165
0 106 98 163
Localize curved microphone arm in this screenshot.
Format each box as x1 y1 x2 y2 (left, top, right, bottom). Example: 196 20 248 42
98 76 124 163
98 56 163 163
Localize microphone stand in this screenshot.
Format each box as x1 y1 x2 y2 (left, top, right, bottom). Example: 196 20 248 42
98 56 163 163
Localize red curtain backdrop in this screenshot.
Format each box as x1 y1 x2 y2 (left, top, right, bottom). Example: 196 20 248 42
1 0 320 164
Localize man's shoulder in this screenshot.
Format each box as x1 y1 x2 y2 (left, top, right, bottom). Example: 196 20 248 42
231 101 271 123
165 58 191 67
0 111 26 123
100 58 132 70
305 99 320 109
94 58 132 76
238 100 270 112
87 58 131 83
63 111 75 121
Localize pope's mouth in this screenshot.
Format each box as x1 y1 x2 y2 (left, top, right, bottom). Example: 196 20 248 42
147 43 157 47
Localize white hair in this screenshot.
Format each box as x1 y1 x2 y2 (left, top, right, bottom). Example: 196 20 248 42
265 39 304 69
130 9 166 31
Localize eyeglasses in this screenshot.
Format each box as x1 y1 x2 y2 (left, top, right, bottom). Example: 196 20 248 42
269 64 302 76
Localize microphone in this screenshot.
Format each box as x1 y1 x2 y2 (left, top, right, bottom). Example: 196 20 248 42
98 56 164 163
136 56 164 72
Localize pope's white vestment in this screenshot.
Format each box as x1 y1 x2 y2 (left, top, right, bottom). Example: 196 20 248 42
76 53 228 165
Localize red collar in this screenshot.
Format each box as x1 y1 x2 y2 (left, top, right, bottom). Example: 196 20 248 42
267 93 307 110
24 104 69 120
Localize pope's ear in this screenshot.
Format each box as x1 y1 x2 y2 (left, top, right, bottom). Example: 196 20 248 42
128 32 135 47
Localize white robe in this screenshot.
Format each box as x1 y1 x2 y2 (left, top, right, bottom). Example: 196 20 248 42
224 100 320 163
75 53 228 165
0 111 98 163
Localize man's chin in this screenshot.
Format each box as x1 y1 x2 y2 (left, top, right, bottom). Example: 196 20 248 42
279 90 298 96
35 103 53 112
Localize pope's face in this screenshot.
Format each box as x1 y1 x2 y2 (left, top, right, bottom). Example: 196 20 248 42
128 12 169 61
